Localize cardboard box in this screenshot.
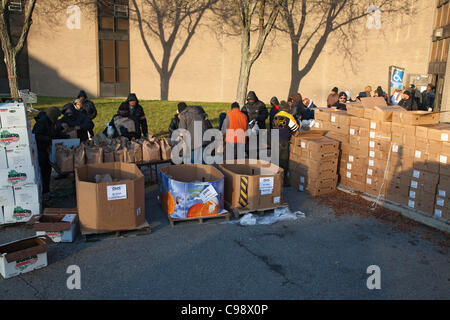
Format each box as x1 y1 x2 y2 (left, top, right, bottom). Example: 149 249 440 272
0 148 7 169
369 106 404 122
6 146 34 168
368 150 388 161
426 123 450 142
385 183 409 205
360 97 387 109
0 186 14 207
3 203 41 224
0 208 4 225
433 206 450 220
29 213 78 243
76 162 146 231
367 158 388 170
407 199 434 215
346 104 365 118
0 236 49 279
0 103 28 128
291 172 337 191
13 184 40 206
218 160 282 211
413 153 440 174
325 130 349 143
349 126 370 138
391 123 416 137
293 157 338 172
0 127 31 149
350 117 371 129
392 111 440 126
314 109 332 122
290 161 337 180
329 111 353 126
0 166 36 187
295 135 339 154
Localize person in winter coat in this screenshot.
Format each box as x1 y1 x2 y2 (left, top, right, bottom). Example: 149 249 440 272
105 104 141 140
327 87 339 108
288 92 306 123
332 92 348 110
76 90 97 137
302 98 317 121
422 84 436 111
32 107 65 196
222 102 248 160
272 101 299 176
169 102 187 137
119 93 148 137
409 85 423 109
398 91 418 111
178 105 211 163
374 86 389 105
57 104 94 142
269 97 281 130
241 91 268 130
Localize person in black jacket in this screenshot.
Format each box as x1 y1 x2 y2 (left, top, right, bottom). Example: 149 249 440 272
169 102 187 136
398 91 418 111
76 90 97 137
32 107 65 195
241 91 268 130
57 104 94 142
105 104 141 140
119 93 148 137
288 92 307 123
422 84 436 111
269 97 280 130
332 92 348 110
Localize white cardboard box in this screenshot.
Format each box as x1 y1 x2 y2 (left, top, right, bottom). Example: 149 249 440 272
0 208 4 225
50 139 80 163
13 184 40 206
34 214 78 243
0 103 27 128
6 145 33 168
3 202 41 224
0 186 15 207
0 166 36 187
0 236 49 279
0 148 7 169
0 126 31 148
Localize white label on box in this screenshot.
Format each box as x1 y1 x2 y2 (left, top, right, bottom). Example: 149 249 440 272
261 188 273 195
409 190 416 199
274 197 280 204
367 168 373 176
415 150 422 159
370 132 375 139
346 172 351 179
392 144 399 153
370 122 377 130
0 103 27 128
369 151 375 158
438 189 446 198
199 185 218 203
260 177 274 190
62 214 76 222
366 178 372 185
314 122 320 128
301 142 306 149
408 200 415 208
441 133 449 142
348 155 354 162
413 170 420 179
299 185 304 191
410 180 418 189
436 198 444 207
331 116 336 123
107 184 127 201
300 176 305 183
350 128 355 135
440 155 447 164
434 209 442 217
347 163 352 170
369 141 375 148
136 208 141 216
368 160 374 167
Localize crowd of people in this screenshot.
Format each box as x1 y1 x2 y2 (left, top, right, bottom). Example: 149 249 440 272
33 82 438 198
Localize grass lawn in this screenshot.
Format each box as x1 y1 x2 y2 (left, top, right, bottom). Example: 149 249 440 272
29 97 233 137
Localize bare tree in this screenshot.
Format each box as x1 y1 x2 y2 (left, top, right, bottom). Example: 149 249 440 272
216 0 281 106
0 0 36 99
131 0 217 100
278 0 411 96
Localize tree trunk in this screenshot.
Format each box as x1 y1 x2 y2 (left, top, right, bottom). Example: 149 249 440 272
236 28 252 107
160 72 170 101
4 52 19 99
288 42 301 97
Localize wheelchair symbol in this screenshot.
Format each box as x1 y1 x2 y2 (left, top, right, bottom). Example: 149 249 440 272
392 71 403 83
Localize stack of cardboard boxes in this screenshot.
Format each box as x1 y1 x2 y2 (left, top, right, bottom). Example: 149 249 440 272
0 103 41 225
289 131 339 196
312 97 450 221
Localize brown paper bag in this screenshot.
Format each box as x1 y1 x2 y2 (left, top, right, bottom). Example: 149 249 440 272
85 145 103 164
114 145 125 162
130 141 143 163
123 145 135 163
158 137 172 160
103 146 115 163
73 145 86 169
55 143 74 173
142 140 161 162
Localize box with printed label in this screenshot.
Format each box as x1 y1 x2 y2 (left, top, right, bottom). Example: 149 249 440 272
369 139 391 153
0 147 7 169
370 106 404 122
329 111 353 126
407 199 434 215
0 127 31 149
28 213 78 243
314 109 332 122
295 135 339 154
76 162 146 231
325 130 349 143
0 186 14 207
3 202 41 224
346 103 365 117
426 123 450 142
290 172 337 192
290 161 337 180
13 184 40 206
294 157 338 172
349 126 370 138
433 206 450 220
340 177 366 191
367 158 387 170
0 103 28 128
0 236 50 279
392 111 440 126
218 160 282 211
6 145 34 168
438 153 450 176
0 166 36 187
391 123 416 137
348 136 369 155
368 150 388 161
413 153 440 174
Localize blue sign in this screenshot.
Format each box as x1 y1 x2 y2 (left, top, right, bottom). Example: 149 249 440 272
390 69 404 90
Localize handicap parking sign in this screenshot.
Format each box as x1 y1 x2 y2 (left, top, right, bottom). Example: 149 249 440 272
390 69 404 89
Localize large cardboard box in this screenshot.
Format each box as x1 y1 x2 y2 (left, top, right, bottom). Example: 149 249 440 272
329 111 353 126
293 157 338 172
6 146 34 168
370 106 404 122
0 186 14 207
0 127 31 148
0 208 4 225
0 147 7 169
0 103 28 128
290 171 337 192
29 213 78 243
0 236 49 279
0 166 36 187
392 111 440 126
349 126 370 138
346 103 365 118
218 160 283 211
13 184 40 206
360 97 387 109
3 203 41 224
295 135 339 154
290 160 336 180
426 123 450 142
350 117 371 129
76 162 146 231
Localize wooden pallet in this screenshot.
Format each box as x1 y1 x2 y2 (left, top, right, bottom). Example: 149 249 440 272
168 212 231 228
81 221 151 242
225 201 289 219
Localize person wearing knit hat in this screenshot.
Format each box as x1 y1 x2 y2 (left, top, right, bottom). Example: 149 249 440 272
332 92 348 110
269 97 281 130
169 102 188 136
302 98 317 120
76 90 97 138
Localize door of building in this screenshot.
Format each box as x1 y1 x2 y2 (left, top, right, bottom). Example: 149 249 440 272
98 0 130 97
